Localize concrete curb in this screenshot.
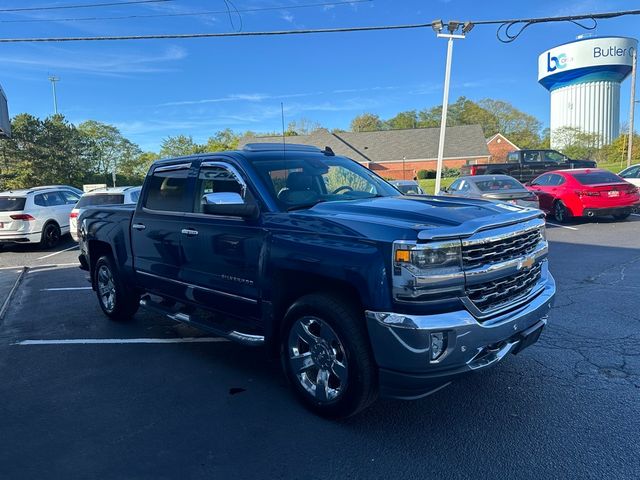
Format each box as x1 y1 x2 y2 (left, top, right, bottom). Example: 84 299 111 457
0 266 27 322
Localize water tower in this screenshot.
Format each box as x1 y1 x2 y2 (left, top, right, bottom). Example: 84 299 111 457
538 36 637 148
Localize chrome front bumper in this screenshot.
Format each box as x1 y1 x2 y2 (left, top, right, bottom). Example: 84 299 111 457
365 262 555 399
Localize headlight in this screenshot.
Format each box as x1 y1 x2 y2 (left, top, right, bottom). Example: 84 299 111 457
392 240 464 301
393 240 462 276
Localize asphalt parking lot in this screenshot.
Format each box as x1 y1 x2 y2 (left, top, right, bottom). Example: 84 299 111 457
0 218 639 479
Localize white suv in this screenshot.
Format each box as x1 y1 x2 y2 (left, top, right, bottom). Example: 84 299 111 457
70 186 141 241
0 186 81 248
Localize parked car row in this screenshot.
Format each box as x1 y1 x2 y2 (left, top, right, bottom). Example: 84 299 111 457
0 184 141 248
436 167 639 224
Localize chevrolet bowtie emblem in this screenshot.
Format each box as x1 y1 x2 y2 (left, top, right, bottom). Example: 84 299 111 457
519 256 535 270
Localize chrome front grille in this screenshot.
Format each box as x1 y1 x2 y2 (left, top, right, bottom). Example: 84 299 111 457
466 262 542 313
462 227 542 269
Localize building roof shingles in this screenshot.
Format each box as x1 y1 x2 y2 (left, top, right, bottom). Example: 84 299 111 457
239 125 490 163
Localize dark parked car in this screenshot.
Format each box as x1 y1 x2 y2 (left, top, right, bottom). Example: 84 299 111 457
460 149 597 183
78 143 555 418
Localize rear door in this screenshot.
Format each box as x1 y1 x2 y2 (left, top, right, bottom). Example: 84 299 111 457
179 159 265 321
131 162 193 298
59 190 81 233
520 151 544 182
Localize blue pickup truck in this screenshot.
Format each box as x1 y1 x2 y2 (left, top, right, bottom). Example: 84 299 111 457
78 143 555 418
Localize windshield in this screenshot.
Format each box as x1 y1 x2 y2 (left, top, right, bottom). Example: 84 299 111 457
0 196 26 211
250 155 400 210
573 171 622 185
475 178 523 191
76 193 125 208
396 184 423 194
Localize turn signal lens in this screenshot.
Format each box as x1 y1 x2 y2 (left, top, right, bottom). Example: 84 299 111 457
70 212 79 219
395 250 411 263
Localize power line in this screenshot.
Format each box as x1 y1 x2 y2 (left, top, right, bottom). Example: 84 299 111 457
0 0 373 24
0 0 173 13
0 23 430 43
0 8 637 43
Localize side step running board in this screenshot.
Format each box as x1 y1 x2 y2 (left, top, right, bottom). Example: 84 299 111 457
140 296 265 347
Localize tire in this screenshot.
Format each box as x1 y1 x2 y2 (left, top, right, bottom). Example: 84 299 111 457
281 293 378 419
94 255 139 320
613 213 630 221
40 222 61 249
553 200 571 223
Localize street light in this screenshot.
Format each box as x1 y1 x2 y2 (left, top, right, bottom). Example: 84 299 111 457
432 20 470 194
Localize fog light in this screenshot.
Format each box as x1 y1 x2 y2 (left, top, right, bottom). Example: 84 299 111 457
430 332 446 361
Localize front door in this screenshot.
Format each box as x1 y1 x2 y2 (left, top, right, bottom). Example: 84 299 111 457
179 159 264 322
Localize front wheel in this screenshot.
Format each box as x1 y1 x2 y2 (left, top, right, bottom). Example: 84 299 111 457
281 294 378 418
94 255 139 320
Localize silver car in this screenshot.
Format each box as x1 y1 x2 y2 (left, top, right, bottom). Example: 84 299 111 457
70 186 141 241
390 180 425 195
618 164 640 187
439 175 540 209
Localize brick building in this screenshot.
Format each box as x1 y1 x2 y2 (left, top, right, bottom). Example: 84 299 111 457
486 133 520 163
239 125 490 180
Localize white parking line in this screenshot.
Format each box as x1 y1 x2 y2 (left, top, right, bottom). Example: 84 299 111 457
13 337 230 345
546 222 579 231
37 245 79 261
40 287 92 291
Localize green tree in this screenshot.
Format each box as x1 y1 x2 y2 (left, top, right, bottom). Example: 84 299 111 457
159 134 205 157
415 97 499 137
478 99 543 148
553 127 600 160
285 118 323 136
79 120 140 186
204 129 239 152
350 113 383 132
386 111 418 130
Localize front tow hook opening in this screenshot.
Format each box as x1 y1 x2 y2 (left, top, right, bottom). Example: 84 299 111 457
467 340 518 371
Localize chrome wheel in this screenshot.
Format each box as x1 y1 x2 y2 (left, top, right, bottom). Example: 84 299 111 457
97 265 116 313
288 316 348 403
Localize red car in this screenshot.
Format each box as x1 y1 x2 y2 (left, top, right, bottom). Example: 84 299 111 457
527 169 640 223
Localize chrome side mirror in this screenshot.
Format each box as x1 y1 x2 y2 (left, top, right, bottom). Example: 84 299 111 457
202 192 245 205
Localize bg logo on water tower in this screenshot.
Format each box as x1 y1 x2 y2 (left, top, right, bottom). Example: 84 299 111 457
547 52 569 72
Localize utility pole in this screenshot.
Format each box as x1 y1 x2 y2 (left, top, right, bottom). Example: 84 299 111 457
431 20 473 194
48 75 60 114
627 48 637 168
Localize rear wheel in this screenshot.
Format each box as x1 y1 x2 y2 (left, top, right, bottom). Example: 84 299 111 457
40 222 61 249
553 200 571 223
281 294 378 418
94 255 139 320
613 212 630 221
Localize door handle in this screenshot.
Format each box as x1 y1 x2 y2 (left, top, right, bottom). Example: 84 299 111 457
132 223 146 231
181 228 199 237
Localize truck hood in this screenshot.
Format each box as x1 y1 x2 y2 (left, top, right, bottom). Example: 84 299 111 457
289 195 543 242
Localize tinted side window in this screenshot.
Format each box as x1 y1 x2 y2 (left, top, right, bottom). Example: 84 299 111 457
129 190 140 203
449 179 462 191
194 164 253 213
61 191 81 204
548 174 566 186
144 168 190 212
523 152 541 163
34 194 46 207
621 166 639 178
531 174 550 186
507 152 519 163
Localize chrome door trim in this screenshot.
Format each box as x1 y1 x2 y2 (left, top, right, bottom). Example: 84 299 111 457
154 162 192 173
135 270 258 304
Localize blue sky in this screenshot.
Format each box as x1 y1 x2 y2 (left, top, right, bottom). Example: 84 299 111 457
0 0 638 151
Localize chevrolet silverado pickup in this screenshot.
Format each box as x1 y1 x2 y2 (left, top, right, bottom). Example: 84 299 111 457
461 149 597 183
78 143 556 418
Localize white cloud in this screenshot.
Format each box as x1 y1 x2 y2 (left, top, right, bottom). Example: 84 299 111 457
0 45 187 77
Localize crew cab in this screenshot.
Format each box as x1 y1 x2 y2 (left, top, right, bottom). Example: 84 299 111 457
461 149 597 183
78 143 556 418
